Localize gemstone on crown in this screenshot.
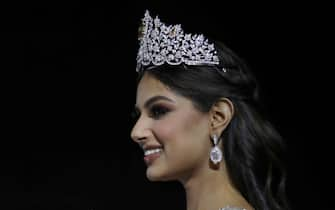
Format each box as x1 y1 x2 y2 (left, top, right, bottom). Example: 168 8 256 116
136 10 220 72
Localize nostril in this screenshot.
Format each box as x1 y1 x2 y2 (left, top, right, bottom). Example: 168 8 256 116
131 133 147 143
131 124 150 143
135 137 147 145
138 137 146 141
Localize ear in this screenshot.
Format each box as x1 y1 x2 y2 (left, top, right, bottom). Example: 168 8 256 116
209 97 234 135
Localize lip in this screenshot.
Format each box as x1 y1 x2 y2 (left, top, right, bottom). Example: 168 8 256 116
140 144 163 166
144 151 162 166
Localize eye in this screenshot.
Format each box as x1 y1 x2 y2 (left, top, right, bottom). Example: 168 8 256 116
149 105 170 119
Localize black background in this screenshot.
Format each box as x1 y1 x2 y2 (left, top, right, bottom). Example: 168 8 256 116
3 1 331 209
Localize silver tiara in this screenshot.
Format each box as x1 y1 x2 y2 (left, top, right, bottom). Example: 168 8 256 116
136 10 220 72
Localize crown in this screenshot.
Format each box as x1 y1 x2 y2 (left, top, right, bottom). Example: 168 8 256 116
136 10 220 72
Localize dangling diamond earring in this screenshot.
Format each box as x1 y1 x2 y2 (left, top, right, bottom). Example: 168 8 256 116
210 134 223 164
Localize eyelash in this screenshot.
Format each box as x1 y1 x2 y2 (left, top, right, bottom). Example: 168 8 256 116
149 105 170 119
131 105 170 122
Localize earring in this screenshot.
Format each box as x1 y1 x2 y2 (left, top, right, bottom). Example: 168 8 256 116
210 134 223 164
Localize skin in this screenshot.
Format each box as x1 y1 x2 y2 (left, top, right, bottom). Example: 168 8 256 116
131 72 254 210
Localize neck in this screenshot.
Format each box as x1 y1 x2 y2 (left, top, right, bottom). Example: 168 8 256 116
180 163 252 210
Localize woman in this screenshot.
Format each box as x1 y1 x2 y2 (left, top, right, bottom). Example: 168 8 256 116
131 10 290 210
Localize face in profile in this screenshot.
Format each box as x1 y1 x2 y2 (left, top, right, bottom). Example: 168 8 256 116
131 72 213 182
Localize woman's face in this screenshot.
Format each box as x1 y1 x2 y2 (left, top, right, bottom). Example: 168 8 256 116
131 72 212 182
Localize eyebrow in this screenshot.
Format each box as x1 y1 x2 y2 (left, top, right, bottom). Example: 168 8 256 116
135 95 175 110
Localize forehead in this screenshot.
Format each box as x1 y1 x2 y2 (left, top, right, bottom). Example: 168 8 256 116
136 73 175 106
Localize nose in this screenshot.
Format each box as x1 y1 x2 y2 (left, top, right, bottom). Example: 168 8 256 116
130 115 151 144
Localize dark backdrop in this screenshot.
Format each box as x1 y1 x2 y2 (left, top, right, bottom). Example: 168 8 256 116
3 1 330 209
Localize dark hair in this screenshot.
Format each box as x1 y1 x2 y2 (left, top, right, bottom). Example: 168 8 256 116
136 41 290 210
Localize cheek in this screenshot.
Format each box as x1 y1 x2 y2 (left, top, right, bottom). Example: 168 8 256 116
150 111 210 180
153 111 209 156
152 118 178 142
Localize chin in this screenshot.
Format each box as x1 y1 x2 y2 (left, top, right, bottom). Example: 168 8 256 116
146 167 163 181
146 167 173 181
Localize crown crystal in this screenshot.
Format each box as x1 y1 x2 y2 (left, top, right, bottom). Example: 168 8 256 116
136 10 219 72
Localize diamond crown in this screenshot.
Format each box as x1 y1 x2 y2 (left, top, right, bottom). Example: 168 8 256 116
136 10 219 72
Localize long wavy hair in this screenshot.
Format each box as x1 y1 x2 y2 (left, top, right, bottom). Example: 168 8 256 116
136 41 290 210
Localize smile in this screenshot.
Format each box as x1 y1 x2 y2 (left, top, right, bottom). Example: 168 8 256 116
144 148 163 165
144 148 163 156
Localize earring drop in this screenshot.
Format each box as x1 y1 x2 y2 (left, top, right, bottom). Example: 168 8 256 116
210 134 223 164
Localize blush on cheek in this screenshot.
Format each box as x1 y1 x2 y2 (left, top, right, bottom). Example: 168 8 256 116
153 119 178 142
153 109 205 143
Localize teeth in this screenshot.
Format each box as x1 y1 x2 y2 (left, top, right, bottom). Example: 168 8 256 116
144 148 162 156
